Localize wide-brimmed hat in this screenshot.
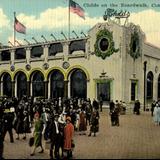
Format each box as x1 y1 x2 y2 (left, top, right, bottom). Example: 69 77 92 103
66 116 71 122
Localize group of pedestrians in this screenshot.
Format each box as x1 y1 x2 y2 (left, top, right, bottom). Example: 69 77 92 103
0 96 101 159
109 100 127 126
29 98 100 159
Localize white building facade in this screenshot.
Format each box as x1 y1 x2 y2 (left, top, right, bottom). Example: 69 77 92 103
0 20 160 108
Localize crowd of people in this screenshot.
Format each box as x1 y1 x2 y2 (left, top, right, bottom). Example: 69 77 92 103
0 96 100 159
1 95 160 159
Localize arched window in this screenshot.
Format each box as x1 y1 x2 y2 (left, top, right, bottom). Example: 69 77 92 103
70 69 87 98
147 71 154 99
16 72 27 98
2 73 12 97
50 70 64 98
31 71 44 97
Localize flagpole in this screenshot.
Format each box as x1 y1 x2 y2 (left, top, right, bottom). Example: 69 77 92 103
14 12 16 46
68 0 70 40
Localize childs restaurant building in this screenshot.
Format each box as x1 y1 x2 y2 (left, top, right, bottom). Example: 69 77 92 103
0 20 160 109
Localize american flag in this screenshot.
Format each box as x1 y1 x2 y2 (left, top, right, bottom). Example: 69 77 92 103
70 0 85 19
14 17 26 34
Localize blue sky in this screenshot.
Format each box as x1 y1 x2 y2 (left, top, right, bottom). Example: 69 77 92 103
0 0 160 47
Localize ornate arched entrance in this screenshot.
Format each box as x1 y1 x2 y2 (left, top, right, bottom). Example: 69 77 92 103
50 70 64 98
15 72 27 99
31 71 45 97
70 69 87 98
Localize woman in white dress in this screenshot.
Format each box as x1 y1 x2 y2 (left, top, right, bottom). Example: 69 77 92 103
153 104 159 125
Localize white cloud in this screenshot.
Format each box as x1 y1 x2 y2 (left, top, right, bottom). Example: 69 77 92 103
6 8 160 48
17 7 103 30
0 9 10 28
129 9 160 47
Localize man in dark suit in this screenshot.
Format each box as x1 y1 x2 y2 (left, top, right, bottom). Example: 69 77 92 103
109 100 115 126
92 99 99 110
49 114 61 159
3 111 14 143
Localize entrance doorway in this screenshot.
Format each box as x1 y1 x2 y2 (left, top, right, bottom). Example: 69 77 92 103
97 82 110 103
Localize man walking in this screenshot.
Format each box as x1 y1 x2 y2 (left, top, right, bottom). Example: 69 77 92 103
49 114 61 159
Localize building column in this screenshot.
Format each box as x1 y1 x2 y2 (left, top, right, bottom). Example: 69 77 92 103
64 80 68 98
89 79 95 102
143 61 147 111
30 81 33 97
10 49 15 65
12 81 15 97
87 80 90 99
25 47 31 64
43 45 49 62
68 80 71 98
0 80 3 96
44 81 48 99
48 79 51 99
62 42 70 61
85 39 90 59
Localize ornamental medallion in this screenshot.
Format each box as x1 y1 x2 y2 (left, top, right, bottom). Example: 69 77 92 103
130 31 141 60
94 29 119 59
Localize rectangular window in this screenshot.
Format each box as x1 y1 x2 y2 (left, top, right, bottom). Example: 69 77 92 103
131 81 137 101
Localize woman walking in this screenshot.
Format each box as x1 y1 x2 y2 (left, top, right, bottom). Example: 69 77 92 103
64 116 74 159
79 109 87 135
30 112 44 156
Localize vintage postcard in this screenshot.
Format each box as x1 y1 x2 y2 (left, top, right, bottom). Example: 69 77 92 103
0 0 160 159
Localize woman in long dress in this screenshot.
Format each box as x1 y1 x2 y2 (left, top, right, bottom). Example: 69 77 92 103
79 110 87 135
153 104 159 125
64 116 74 158
30 112 44 156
